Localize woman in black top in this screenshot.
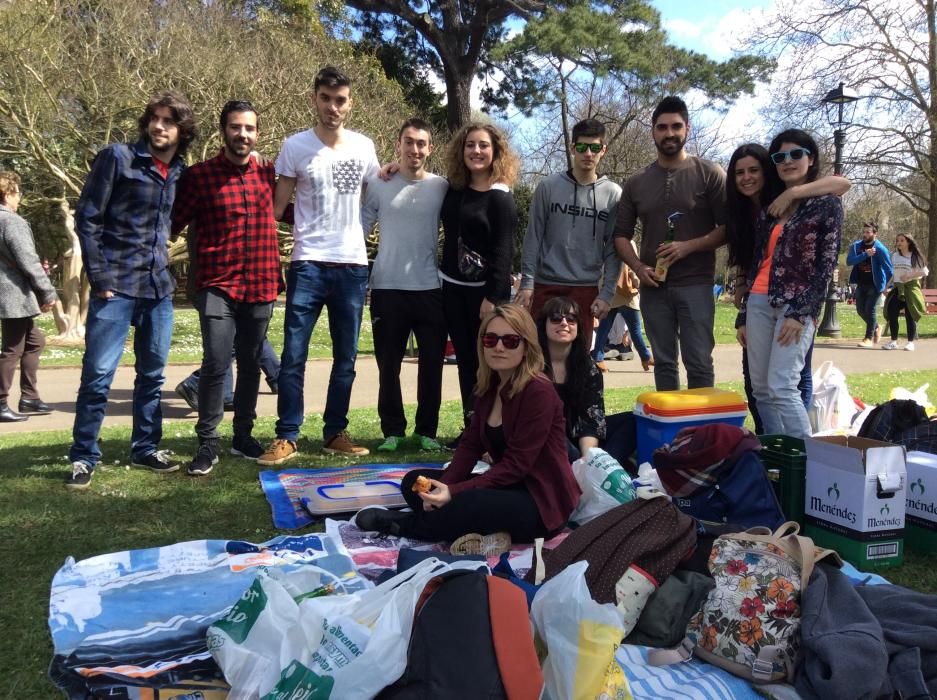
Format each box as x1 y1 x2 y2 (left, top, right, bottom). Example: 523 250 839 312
536 297 605 461
438 123 519 429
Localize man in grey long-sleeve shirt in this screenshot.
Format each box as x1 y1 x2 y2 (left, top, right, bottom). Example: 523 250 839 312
516 118 622 340
361 118 449 452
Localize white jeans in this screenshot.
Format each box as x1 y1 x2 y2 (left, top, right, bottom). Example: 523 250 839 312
745 294 814 438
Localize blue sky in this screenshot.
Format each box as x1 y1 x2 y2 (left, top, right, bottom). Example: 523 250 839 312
653 0 775 59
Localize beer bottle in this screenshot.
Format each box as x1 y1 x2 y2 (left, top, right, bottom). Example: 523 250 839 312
654 211 683 282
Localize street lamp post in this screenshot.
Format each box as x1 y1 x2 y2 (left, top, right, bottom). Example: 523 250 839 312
817 82 860 338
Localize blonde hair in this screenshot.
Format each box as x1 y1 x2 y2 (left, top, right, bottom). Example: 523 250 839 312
475 303 545 398
446 123 520 190
0 171 21 204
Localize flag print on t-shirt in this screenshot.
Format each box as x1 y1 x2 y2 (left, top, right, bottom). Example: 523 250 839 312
332 159 366 195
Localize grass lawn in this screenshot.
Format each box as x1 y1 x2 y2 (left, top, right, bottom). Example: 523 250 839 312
35 299 937 368
4 373 937 695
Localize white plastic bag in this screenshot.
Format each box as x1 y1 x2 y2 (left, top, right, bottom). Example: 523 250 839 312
570 447 636 524
809 360 857 433
890 383 934 415
208 558 482 699
530 561 628 700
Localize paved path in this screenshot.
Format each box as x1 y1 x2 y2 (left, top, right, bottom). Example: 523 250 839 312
2 338 936 436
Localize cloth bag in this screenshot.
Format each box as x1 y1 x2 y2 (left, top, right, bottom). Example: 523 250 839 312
208 558 481 699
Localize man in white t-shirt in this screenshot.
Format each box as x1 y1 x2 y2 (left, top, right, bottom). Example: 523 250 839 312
258 66 379 464
361 118 449 453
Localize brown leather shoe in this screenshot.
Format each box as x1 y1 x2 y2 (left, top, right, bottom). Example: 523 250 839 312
257 438 298 466
322 430 370 456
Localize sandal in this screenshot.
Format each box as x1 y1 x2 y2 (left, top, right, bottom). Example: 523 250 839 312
450 531 512 557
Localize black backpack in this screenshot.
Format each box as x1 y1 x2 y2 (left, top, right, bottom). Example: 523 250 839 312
378 570 543 700
857 399 928 442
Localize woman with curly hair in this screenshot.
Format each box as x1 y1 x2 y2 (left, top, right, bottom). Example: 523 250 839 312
354 304 579 546
438 123 520 435
736 130 844 438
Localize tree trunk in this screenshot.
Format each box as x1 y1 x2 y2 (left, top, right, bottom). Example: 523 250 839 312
928 0 937 289
444 64 473 134
50 200 88 344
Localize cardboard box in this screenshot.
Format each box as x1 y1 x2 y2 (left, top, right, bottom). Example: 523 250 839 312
804 436 906 569
906 451 937 554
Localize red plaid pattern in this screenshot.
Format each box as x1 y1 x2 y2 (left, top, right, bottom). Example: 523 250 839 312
171 151 281 302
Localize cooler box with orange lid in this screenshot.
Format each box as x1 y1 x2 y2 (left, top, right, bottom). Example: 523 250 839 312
634 387 748 465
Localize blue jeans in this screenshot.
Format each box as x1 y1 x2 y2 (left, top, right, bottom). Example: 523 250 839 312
70 293 173 468
743 341 813 434
745 294 814 439
854 283 881 340
275 261 368 441
592 306 651 362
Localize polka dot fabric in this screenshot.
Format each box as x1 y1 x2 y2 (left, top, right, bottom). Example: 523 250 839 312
535 498 697 604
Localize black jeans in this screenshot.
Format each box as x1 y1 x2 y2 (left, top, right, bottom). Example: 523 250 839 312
885 292 918 341
370 289 447 438
195 287 273 443
442 281 487 423
395 469 548 543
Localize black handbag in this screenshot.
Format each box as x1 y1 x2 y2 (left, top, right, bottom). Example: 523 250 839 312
457 236 488 281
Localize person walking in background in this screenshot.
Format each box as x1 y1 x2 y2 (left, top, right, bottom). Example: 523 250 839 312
614 96 727 391
66 91 195 489
0 171 58 423
847 221 892 348
174 338 280 413
361 118 449 453
171 100 281 476
591 244 654 372
258 66 380 465
736 129 843 439
883 233 928 351
515 118 622 340
438 123 519 440
725 142 849 433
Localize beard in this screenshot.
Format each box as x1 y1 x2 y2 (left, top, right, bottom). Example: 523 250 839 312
655 135 686 156
224 134 253 156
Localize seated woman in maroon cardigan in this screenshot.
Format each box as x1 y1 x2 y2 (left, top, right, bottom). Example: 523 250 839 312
354 303 580 544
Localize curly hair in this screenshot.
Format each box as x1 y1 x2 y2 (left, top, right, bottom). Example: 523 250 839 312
137 90 197 157
536 297 594 423
474 303 545 398
0 170 21 204
446 123 519 190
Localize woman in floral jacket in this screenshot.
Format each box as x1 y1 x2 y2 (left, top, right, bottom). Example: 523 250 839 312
736 129 843 438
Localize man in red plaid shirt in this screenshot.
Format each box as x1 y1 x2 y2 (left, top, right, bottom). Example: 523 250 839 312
171 100 281 476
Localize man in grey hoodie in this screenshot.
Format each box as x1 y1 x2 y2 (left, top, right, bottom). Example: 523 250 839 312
516 118 622 340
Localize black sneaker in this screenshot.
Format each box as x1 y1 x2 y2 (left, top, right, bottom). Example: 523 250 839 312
231 434 264 460
352 506 408 535
187 443 218 476
175 381 198 411
266 377 278 395
446 431 464 450
65 461 93 490
132 450 181 474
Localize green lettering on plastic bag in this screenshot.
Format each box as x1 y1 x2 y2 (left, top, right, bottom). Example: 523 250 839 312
261 659 335 700
213 578 268 644
601 469 636 503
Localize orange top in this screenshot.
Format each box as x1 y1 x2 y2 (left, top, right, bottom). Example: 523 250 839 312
751 223 783 295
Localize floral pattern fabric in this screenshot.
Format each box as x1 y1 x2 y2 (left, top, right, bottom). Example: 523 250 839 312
736 194 843 327
686 536 804 680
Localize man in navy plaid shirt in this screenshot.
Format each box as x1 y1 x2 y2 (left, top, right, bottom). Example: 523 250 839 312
66 91 196 490
170 100 281 476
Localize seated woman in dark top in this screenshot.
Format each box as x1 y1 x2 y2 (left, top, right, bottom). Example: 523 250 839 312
536 297 605 461
536 296 638 471
354 303 580 544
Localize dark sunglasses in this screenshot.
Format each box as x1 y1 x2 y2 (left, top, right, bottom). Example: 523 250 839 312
548 313 578 325
573 142 603 154
770 147 811 164
481 332 523 349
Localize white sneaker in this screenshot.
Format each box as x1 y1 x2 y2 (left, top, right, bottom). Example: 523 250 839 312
906 341 915 351
883 340 898 350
